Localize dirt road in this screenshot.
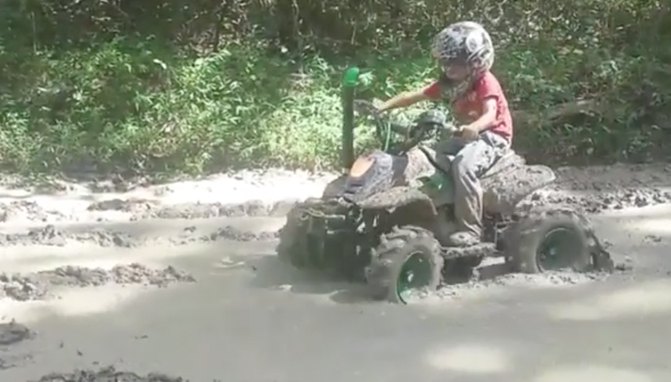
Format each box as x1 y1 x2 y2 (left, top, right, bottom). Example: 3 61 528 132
0 164 670 381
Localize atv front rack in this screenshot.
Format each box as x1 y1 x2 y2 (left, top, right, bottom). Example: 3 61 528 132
291 199 366 276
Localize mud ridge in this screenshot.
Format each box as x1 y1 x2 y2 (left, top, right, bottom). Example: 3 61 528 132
170 225 279 245
525 187 671 214
0 225 137 247
30 366 188 382
127 200 298 220
0 201 65 223
0 264 195 301
0 320 32 346
440 270 611 295
399 266 629 303
87 198 157 213
205 225 279 242
0 320 33 370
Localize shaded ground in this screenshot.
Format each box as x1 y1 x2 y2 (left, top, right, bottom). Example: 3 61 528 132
0 164 668 381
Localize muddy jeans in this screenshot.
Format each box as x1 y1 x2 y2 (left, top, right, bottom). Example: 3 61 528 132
437 131 509 239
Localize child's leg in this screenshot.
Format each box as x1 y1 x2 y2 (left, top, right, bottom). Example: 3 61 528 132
449 134 504 245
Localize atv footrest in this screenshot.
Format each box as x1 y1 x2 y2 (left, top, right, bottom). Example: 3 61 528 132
441 243 497 260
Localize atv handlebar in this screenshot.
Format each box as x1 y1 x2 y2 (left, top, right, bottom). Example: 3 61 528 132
353 99 461 150
352 99 410 135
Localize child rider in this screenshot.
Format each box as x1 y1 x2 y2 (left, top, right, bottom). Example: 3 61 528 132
375 21 513 247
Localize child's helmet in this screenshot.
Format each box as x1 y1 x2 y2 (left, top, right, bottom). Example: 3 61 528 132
431 21 494 79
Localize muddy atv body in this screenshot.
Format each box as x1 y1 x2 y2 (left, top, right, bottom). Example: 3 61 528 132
276 67 613 303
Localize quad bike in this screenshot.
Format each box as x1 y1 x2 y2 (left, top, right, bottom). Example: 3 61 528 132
276 67 614 304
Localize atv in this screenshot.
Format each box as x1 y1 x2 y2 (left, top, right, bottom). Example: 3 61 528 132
276 67 614 304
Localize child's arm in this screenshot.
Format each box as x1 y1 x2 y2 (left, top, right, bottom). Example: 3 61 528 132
377 83 436 112
462 97 497 140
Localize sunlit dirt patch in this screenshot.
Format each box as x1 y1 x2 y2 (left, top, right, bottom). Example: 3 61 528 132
425 343 510 374
534 365 652 382
547 278 671 321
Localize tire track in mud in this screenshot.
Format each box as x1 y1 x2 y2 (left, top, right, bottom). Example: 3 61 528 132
0 264 196 302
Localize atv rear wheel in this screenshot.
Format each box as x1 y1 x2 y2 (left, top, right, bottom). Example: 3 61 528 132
504 207 593 273
276 206 308 268
366 226 444 304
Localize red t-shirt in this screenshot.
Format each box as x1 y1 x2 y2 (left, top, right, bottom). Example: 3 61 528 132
423 71 513 142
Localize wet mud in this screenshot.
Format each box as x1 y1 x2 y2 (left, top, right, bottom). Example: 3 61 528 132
390 268 622 304
541 163 671 213
0 164 669 377
0 264 195 301
526 187 671 213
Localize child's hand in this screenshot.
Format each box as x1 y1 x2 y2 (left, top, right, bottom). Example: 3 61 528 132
460 124 479 140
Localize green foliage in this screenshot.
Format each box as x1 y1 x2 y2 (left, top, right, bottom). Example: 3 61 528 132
0 0 669 175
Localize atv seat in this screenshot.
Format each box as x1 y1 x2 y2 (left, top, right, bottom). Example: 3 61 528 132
419 145 516 180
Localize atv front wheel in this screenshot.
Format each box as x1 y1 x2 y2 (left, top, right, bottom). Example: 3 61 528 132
366 226 444 304
505 207 593 273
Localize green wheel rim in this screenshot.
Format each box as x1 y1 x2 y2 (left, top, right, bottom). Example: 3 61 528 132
396 252 433 303
537 227 582 271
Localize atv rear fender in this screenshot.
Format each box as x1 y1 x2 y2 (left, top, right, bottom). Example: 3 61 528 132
481 153 556 215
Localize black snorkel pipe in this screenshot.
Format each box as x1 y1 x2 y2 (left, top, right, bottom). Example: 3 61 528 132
341 66 360 171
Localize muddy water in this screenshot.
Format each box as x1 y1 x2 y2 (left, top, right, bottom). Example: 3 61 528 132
0 165 669 381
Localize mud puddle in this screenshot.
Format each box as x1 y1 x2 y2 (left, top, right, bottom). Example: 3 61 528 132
0 264 195 301
30 366 188 382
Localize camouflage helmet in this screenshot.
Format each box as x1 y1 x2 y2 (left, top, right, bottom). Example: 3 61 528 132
431 21 494 78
